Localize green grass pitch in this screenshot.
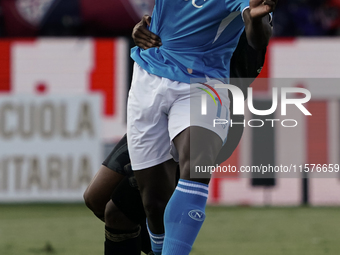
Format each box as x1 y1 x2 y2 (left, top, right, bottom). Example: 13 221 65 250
0 204 339 255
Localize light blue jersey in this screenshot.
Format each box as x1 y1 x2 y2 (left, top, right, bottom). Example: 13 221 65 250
131 0 250 84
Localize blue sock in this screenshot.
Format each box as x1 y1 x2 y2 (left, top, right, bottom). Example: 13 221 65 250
162 179 208 255
146 220 164 255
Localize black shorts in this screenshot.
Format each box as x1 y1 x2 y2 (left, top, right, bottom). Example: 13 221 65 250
111 176 146 225
102 134 130 175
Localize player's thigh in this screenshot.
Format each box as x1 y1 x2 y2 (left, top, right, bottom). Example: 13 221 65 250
134 159 178 214
168 81 228 183
214 115 244 165
173 126 222 184
168 78 229 157
84 165 125 213
134 159 178 201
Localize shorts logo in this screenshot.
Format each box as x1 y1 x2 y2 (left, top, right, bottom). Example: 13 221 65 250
188 209 206 221
197 83 222 115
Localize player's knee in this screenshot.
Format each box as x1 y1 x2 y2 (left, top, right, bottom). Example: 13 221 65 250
175 127 220 176
104 202 121 226
180 151 215 171
105 201 138 230
177 149 215 184
83 189 105 218
193 152 216 167
142 196 168 220
83 188 93 209
140 185 171 219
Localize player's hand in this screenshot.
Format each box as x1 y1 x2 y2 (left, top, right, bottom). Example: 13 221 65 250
249 0 277 20
132 15 162 50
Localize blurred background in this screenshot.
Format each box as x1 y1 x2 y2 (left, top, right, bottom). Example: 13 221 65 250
1 1 340 254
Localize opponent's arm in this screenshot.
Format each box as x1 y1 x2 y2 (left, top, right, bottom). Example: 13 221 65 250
243 0 277 50
132 15 162 50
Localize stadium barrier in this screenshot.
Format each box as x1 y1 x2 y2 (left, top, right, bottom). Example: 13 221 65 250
1 37 340 205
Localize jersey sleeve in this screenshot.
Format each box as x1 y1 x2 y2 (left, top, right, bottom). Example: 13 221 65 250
225 0 250 14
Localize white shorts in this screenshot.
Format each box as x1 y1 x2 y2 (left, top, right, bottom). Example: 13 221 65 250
127 63 230 170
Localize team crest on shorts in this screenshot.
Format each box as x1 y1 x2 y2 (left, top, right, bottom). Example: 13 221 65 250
16 0 54 26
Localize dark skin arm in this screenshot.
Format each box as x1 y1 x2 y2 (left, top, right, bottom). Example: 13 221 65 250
132 15 162 50
244 0 277 50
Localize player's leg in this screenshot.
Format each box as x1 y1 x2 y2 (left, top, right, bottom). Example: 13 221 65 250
104 175 153 255
215 115 244 164
133 159 178 255
104 200 141 255
83 135 129 220
162 92 241 255
161 127 222 255
214 92 245 165
83 165 124 221
108 163 154 255
127 63 179 255
161 80 229 255
84 134 150 254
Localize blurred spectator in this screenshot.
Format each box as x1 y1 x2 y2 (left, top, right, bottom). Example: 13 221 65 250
0 0 42 36
40 0 82 36
80 0 154 36
0 5 4 36
273 0 340 37
318 0 340 35
0 0 338 37
0 0 154 37
273 0 324 36
0 0 80 36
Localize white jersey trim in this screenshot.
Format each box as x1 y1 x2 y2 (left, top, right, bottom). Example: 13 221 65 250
241 6 250 22
213 11 241 44
241 6 272 24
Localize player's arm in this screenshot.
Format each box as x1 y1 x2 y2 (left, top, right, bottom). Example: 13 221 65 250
132 15 162 50
243 0 277 50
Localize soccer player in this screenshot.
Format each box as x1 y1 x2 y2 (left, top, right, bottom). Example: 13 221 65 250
127 1 276 254
85 7 271 254
84 14 269 255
